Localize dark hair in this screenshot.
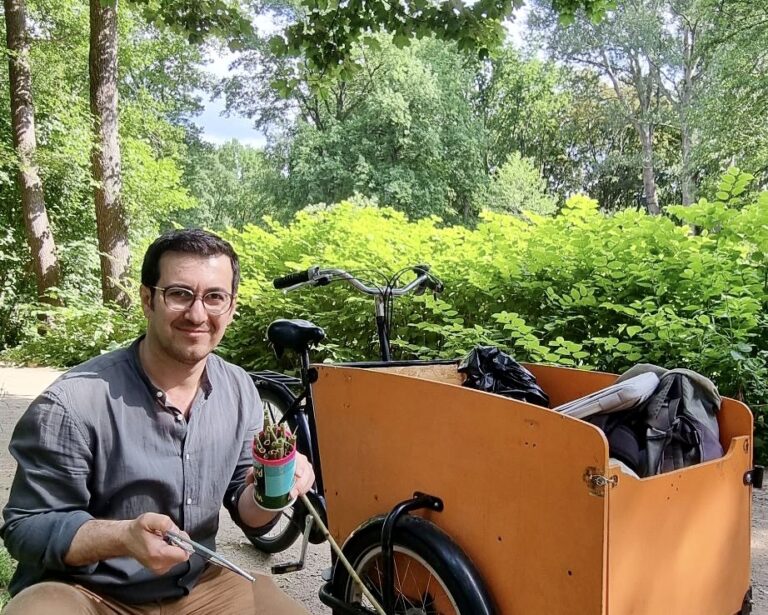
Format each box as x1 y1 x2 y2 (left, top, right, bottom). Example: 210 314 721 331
141 229 241 295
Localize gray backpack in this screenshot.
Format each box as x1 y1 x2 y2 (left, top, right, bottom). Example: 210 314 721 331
617 364 724 476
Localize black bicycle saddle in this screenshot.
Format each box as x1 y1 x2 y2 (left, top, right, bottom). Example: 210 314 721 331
267 319 326 356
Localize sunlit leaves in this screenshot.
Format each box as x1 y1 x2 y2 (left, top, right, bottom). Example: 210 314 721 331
280 0 608 78
128 0 255 47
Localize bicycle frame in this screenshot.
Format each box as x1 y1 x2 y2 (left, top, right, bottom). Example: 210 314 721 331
250 360 324 499
374 294 391 361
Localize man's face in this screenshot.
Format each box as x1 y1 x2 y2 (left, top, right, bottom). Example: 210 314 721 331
140 252 236 366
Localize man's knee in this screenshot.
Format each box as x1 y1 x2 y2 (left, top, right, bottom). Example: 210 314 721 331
4 582 102 615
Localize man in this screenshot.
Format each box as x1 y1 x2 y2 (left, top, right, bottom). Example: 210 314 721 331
1 229 315 614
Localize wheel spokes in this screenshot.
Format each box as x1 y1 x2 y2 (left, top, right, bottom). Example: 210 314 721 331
357 551 456 615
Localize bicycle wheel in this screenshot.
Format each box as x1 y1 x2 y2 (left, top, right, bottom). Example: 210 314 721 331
248 383 303 554
331 515 496 615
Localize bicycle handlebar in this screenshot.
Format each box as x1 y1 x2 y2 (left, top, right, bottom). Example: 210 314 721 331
273 267 318 290
272 265 443 298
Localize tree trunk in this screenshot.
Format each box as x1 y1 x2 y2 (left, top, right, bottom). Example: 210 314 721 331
4 0 61 303
89 0 130 307
680 121 694 206
679 22 696 207
638 125 660 215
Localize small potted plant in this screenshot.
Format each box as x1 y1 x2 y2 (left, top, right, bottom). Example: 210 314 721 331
252 418 298 510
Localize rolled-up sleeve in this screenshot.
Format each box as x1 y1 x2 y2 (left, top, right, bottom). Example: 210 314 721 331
1 392 97 574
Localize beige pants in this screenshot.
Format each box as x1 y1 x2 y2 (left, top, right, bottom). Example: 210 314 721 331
3 566 310 615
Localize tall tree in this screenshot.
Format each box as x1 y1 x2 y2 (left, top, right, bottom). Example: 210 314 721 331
180 139 281 229
529 0 666 214
668 0 768 201
472 46 574 193
530 0 768 209
90 0 130 306
4 0 61 301
87 0 256 306
639 0 768 205
222 35 488 221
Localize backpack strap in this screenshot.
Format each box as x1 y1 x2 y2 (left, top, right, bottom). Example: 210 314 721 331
619 363 724 476
644 374 680 476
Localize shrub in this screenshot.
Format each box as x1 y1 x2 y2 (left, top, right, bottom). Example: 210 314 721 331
3 292 144 367
7 175 768 462
221 187 768 463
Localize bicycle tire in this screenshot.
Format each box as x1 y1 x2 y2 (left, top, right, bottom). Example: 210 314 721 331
248 382 303 554
331 514 496 615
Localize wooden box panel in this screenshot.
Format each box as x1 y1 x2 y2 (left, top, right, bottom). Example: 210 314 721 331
312 364 609 614
605 398 753 615
311 363 753 614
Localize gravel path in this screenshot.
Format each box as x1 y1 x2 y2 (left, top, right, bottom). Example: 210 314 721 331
1 366 765 613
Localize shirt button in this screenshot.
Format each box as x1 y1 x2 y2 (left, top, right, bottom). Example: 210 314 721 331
186 498 192 505
185 454 190 460
175 414 183 422
156 391 163 398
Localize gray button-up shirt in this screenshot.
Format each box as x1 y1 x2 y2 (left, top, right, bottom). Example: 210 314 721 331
1 337 262 603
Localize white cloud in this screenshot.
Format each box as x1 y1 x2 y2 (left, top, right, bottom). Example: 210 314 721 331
201 133 266 148
195 91 266 148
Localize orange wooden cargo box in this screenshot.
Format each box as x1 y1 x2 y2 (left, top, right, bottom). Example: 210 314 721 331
311 362 754 615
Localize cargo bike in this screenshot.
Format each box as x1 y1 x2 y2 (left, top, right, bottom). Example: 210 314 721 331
252 266 764 615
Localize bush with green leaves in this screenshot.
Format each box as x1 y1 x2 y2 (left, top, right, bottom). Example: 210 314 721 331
220 178 767 463
3 290 144 368
6 172 767 462
478 152 557 216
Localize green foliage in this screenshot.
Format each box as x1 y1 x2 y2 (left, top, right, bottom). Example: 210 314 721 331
478 152 557 215
215 180 768 463
179 140 283 229
529 0 768 207
476 47 573 190
278 0 609 77
221 30 682 220
0 544 15 609
0 0 209 347
127 0 255 47
226 35 489 222
6 173 768 462
3 290 145 368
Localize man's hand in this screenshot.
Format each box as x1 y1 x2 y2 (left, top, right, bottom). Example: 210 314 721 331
290 452 315 499
123 512 190 575
64 514 190 573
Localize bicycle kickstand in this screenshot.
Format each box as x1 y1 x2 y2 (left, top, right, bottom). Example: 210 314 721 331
271 514 314 574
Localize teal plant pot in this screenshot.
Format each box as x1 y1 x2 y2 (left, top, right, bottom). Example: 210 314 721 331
252 446 297 511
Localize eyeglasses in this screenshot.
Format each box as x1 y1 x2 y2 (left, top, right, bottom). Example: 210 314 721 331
151 286 234 316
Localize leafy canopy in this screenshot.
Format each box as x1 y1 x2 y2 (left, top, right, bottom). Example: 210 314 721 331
269 0 614 76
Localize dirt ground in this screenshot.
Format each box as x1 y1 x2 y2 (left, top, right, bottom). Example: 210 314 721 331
0 366 766 614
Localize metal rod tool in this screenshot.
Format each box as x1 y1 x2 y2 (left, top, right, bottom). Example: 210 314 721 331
165 530 256 583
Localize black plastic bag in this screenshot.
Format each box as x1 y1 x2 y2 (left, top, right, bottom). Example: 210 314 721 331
458 346 550 407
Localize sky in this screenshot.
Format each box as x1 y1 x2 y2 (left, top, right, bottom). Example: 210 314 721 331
195 14 279 148
196 50 267 148
196 95 266 148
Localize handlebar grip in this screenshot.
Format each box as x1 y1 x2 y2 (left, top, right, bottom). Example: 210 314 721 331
273 269 312 289
427 278 445 293
413 265 443 293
